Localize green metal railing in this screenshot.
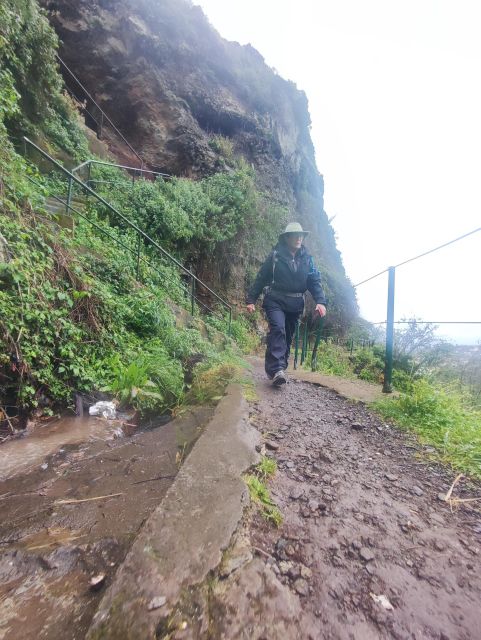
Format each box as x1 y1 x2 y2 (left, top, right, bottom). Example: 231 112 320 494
71 159 171 188
292 315 376 372
355 224 481 393
293 315 326 372
23 137 232 333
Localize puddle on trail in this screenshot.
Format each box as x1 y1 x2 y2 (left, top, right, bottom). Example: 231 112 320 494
0 414 130 481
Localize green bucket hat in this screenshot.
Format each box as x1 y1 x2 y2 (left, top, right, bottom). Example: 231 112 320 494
279 222 309 237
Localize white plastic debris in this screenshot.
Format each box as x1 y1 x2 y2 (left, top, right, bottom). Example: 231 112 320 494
370 593 394 610
88 401 117 419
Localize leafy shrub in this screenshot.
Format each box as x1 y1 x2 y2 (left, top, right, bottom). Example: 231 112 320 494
206 312 259 354
104 348 184 415
350 347 384 382
309 341 353 378
1 0 88 157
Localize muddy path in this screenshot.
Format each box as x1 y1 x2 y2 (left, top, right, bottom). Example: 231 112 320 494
208 361 481 640
0 407 213 640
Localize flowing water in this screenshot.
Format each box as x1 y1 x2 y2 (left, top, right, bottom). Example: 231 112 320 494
0 415 124 481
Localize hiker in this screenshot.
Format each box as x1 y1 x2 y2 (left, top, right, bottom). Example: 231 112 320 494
246 222 327 385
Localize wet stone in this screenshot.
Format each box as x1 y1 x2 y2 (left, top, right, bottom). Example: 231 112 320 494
147 596 167 610
293 578 309 596
288 564 302 579
359 547 375 562
278 560 293 575
351 423 364 430
319 451 335 464
300 565 312 579
289 487 304 500
265 440 279 451
385 473 398 482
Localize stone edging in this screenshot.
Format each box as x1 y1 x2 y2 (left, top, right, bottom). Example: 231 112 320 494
87 383 259 639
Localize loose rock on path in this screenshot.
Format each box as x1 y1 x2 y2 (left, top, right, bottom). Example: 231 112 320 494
207 361 481 639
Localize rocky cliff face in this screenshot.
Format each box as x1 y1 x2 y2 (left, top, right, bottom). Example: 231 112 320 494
40 0 357 329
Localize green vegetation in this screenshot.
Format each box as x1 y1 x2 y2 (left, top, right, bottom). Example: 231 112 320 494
0 187 247 417
244 456 282 527
308 321 481 479
257 455 277 478
374 380 481 479
1 0 88 157
0 1 265 424
244 474 282 527
209 134 235 166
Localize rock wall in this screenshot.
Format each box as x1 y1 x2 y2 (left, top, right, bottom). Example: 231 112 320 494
40 0 357 329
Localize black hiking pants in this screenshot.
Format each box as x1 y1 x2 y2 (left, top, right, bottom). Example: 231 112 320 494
263 292 304 378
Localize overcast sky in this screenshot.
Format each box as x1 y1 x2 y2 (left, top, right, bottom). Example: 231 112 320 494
195 0 481 344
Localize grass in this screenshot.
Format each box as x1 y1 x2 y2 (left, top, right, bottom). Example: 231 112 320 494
257 456 277 478
188 360 245 405
373 379 481 479
244 456 282 527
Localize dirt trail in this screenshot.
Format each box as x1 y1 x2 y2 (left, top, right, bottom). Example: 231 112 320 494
208 361 481 640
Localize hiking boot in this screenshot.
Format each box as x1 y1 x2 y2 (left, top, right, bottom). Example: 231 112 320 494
273 370 287 386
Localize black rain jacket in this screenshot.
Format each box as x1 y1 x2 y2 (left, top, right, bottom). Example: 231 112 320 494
246 243 327 306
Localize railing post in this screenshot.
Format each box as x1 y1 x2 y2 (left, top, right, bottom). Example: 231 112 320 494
66 176 73 215
293 319 300 369
136 233 141 280
191 273 195 317
228 308 232 336
301 320 308 365
311 316 325 371
383 266 396 393
86 162 92 189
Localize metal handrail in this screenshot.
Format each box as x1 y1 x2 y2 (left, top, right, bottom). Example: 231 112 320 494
36 187 227 323
72 159 171 180
56 55 144 169
23 137 232 331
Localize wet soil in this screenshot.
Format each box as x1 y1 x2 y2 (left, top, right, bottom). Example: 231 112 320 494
0 407 213 640
209 362 481 639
